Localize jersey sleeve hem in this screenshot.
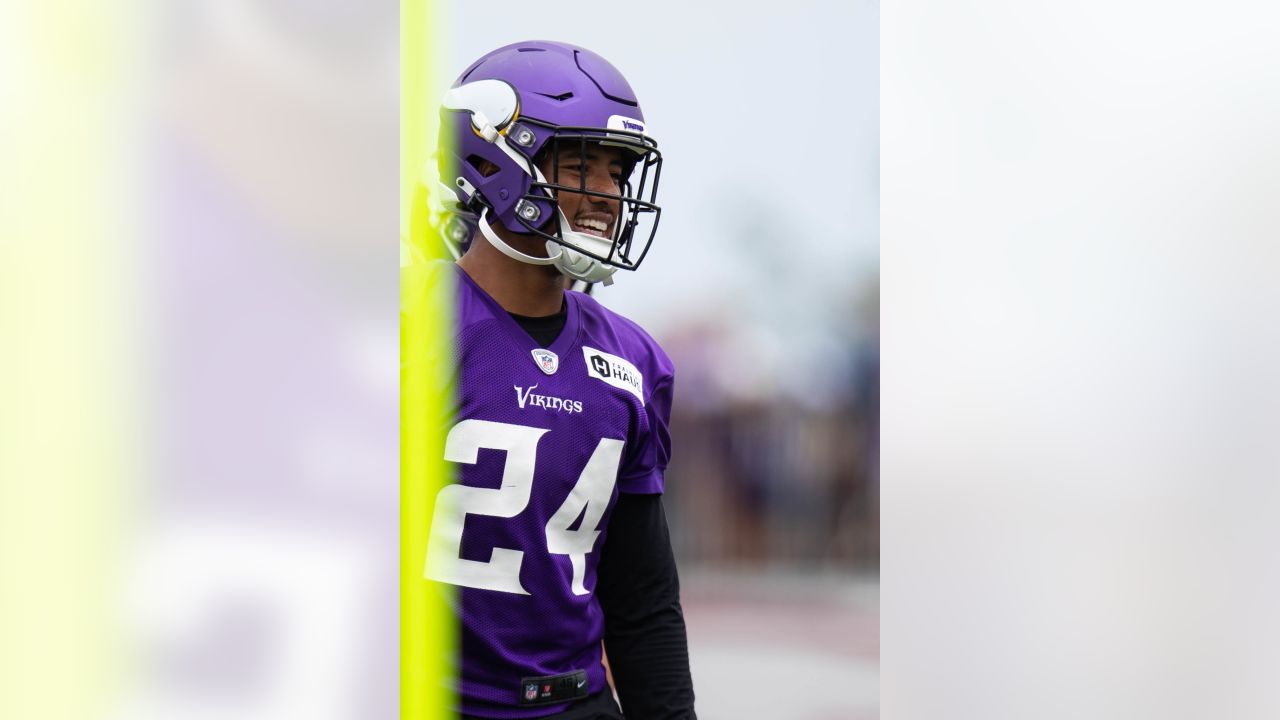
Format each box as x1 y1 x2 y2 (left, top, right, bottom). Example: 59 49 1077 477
617 468 665 495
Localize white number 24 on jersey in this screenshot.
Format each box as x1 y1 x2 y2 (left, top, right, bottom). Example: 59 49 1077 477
424 419 624 596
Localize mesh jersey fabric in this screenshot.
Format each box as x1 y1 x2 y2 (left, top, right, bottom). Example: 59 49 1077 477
435 264 675 718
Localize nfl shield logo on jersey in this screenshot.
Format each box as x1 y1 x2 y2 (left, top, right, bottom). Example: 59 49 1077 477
524 683 538 701
531 348 559 375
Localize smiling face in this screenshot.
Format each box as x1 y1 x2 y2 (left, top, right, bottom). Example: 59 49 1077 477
539 141 626 240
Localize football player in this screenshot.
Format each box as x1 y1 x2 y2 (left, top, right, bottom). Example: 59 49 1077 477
426 41 696 719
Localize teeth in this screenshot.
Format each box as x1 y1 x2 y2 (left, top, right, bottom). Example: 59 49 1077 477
574 218 609 234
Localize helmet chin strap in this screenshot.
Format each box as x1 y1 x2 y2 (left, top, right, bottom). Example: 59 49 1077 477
480 205 618 286
477 208 561 266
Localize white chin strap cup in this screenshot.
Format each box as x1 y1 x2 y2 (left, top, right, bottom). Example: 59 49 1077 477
557 246 617 286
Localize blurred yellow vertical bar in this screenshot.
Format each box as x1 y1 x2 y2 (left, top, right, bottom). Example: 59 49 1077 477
402 1 456 719
0 1 141 719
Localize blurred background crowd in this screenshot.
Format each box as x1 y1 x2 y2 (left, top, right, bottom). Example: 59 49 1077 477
660 283 879 572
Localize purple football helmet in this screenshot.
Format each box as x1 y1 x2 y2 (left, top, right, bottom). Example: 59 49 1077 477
437 41 662 285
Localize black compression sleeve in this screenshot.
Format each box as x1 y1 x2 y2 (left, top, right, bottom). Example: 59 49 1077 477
596 493 696 720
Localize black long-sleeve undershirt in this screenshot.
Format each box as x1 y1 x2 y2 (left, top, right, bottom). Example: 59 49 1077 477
595 493 696 720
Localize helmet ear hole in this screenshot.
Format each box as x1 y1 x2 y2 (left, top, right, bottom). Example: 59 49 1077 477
465 155 501 178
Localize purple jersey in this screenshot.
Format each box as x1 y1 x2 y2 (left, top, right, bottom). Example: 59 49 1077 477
426 265 675 718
